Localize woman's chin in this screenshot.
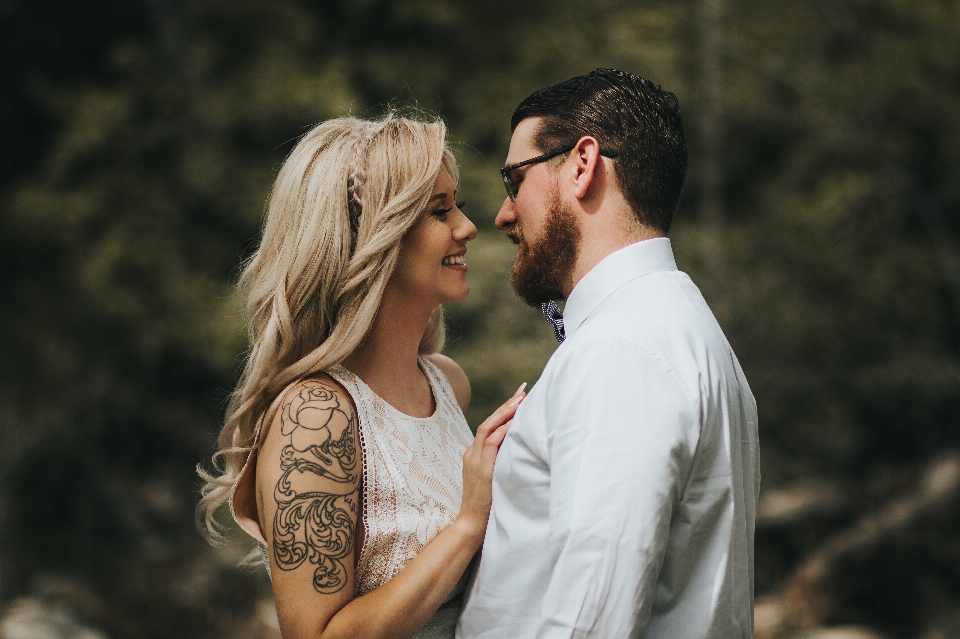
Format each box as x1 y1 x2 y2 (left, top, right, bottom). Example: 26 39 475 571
445 285 470 304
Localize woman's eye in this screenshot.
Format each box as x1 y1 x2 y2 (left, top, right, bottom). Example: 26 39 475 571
431 198 463 219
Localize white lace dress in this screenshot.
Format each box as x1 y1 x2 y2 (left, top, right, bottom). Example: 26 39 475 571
325 357 474 638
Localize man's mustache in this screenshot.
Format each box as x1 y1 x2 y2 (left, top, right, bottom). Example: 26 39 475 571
506 226 524 247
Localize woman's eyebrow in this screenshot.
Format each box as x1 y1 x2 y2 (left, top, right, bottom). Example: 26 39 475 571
428 190 456 203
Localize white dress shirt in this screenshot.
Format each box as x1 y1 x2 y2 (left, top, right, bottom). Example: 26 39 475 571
457 238 760 639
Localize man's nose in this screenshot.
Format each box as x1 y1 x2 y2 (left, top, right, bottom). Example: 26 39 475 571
495 198 516 230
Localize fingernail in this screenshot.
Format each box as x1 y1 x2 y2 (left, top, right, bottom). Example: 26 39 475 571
515 382 527 395
509 396 523 407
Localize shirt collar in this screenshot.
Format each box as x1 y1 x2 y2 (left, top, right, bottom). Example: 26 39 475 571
562 237 678 341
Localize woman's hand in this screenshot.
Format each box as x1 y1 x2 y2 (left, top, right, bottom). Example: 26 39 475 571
457 384 526 540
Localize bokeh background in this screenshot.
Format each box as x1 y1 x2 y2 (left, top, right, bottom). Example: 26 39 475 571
2 0 959 637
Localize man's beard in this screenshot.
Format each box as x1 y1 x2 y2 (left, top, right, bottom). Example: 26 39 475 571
506 192 581 307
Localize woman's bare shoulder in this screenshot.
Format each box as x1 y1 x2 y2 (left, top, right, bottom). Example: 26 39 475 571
424 353 471 413
261 373 358 449
256 373 362 629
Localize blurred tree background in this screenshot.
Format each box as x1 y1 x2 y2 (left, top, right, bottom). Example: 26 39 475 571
1 0 959 637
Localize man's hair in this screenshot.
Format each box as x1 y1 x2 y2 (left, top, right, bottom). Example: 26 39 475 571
511 68 688 233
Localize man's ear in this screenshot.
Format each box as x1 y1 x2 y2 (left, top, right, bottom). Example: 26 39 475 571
571 136 602 200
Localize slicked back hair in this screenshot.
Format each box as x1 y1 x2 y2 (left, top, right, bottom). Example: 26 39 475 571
511 68 687 233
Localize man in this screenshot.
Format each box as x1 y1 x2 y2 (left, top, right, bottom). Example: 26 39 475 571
457 69 760 638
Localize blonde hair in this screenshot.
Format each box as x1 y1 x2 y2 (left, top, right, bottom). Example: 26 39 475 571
198 113 457 541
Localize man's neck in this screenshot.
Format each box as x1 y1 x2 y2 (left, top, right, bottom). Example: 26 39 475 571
565 219 663 298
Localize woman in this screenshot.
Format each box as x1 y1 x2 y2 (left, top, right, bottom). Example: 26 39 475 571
198 114 523 638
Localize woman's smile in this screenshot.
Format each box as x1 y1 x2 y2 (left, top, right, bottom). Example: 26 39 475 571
387 164 477 306
442 250 467 271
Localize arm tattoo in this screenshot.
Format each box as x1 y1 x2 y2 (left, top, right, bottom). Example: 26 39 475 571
272 380 359 594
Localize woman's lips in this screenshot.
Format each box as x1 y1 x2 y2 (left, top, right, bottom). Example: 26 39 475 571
442 252 466 271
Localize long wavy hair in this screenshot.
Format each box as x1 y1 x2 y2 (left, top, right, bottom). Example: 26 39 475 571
198 114 455 541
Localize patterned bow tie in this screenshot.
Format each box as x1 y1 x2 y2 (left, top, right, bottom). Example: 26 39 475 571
540 300 565 343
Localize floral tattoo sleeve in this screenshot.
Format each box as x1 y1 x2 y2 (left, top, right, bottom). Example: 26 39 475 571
272 380 359 594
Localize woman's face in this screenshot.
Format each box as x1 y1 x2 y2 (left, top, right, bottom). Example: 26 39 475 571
390 165 477 308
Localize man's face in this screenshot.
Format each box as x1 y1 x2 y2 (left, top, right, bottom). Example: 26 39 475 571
496 118 551 240
508 188 580 305
496 117 581 305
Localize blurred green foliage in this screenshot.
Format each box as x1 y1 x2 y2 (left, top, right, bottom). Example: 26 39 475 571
1 0 958 636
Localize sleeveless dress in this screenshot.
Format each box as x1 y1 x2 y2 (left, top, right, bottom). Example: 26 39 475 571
327 357 474 638
231 356 474 639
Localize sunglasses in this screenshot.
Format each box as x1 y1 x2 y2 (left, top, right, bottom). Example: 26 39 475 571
500 144 619 201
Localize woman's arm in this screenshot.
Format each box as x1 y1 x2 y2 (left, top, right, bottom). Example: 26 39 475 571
256 374 522 639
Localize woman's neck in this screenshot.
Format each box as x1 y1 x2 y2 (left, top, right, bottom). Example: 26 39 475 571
342 286 437 417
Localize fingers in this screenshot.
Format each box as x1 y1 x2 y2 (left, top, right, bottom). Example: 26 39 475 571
474 404 517 440
476 421 510 472
486 420 511 448
464 418 513 469
475 387 526 439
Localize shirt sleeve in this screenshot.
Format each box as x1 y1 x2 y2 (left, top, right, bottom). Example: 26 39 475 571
535 336 700 639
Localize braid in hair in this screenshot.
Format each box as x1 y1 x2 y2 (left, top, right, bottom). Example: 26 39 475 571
346 125 379 246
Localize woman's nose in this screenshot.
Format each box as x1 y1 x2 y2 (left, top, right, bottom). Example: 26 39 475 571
456 209 477 242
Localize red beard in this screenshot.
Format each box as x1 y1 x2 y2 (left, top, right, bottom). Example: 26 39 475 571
506 191 581 307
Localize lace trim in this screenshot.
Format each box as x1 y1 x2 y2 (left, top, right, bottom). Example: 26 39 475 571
324 364 374 592
326 356 471 596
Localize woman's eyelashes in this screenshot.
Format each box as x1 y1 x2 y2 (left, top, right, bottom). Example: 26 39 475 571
431 200 466 219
